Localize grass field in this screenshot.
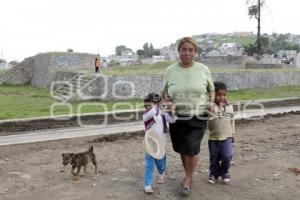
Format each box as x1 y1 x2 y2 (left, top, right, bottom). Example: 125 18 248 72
0 84 300 120
76 61 300 76
92 61 174 76
0 70 8 75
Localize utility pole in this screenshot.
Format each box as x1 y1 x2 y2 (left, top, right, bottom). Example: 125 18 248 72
257 0 261 57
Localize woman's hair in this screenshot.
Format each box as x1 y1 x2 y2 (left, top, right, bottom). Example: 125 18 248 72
177 37 198 52
214 81 228 92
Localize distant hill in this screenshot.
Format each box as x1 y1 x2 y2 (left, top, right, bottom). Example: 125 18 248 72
192 32 256 50
192 32 300 51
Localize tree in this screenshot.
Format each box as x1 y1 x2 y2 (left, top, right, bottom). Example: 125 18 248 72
247 0 265 57
137 42 160 58
115 45 132 56
136 49 144 57
243 35 269 56
243 43 257 56
270 33 300 52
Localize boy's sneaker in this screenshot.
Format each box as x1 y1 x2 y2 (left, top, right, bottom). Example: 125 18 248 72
144 186 153 194
208 175 216 184
222 174 231 184
157 172 165 184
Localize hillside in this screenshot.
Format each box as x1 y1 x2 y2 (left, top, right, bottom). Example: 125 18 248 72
192 33 256 49
192 32 300 50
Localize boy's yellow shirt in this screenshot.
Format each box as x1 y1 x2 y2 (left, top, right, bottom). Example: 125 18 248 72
208 104 235 141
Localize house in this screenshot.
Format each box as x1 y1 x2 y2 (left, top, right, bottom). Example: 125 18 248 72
218 43 242 56
0 59 10 70
108 50 139 66
277 50 297 64
160 46 177 61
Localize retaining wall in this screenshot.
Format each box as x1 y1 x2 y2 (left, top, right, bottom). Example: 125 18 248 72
55 71 300 100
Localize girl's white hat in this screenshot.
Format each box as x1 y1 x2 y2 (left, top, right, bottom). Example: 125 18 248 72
144 129 165 159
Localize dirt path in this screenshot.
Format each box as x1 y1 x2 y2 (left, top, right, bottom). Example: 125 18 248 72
0 114 299 200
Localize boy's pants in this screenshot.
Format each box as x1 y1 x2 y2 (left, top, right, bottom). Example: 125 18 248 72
144 153 166 187
208 138 232 178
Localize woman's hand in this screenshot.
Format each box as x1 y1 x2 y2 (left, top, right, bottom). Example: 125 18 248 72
159 99 175 113
208 102 215 117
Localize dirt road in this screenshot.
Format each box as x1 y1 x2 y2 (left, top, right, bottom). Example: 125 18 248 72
0 113 299 200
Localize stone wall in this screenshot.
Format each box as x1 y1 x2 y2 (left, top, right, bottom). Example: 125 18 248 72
6 57 34 85
55 71 300 101
108 71 300 99
212 71 300 90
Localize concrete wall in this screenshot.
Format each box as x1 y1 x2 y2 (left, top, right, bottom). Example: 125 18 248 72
6 52 99 88
296 53 300 68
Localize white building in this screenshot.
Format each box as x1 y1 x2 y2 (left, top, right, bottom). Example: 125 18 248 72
218 43 242 56
277 50 297 64
295 53 300 68
0 59 10 70
160 46 177 61
107 51 139 66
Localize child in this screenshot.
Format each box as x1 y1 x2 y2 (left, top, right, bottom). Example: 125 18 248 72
95 58 100 73
208 81 235 184
143 93 177 194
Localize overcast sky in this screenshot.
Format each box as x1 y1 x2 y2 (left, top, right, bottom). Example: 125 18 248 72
1 0 299 61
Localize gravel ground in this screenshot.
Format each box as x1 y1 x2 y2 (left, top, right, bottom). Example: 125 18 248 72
0 113 299 200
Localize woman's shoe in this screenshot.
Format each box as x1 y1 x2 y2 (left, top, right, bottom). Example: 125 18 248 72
182 185 192 196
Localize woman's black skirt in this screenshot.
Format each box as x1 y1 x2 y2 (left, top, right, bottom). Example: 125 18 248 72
169 115 207 155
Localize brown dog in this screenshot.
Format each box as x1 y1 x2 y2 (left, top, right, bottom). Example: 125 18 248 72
62 146 97 178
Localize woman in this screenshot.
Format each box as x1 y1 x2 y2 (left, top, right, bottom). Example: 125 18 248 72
162 37 215 195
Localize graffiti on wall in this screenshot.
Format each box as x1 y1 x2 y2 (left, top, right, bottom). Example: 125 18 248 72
56 55 81 66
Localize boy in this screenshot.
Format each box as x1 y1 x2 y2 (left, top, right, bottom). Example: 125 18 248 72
208 81 235 184
143 93 176 194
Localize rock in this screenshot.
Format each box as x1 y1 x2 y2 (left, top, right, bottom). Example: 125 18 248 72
201 169 209 173
273 173 280 177
92 183 97 187
169 175 176 180
117 168 129 173
8 172 31 180
0 188 8 194
244 155 258 161
112 177 119 181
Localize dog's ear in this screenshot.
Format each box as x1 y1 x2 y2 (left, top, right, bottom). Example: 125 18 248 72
62 153 65 157
70 153 74 157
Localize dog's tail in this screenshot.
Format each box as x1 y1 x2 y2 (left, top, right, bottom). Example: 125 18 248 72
89 146 94 152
